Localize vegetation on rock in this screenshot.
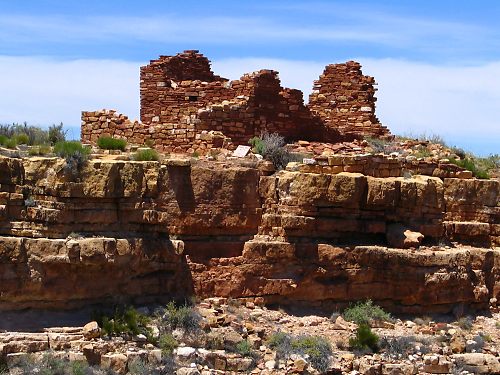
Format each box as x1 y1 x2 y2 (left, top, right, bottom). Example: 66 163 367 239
133 148 160 161
349 323 379 352
267 332 332 372
343 300 392 325
97 136 127 151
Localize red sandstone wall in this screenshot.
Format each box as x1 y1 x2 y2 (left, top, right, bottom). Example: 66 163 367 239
83 51 393 151
81 110 229 154
138 50 341 146
309 61 391 140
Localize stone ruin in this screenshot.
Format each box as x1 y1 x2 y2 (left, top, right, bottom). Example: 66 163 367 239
81 50 391 153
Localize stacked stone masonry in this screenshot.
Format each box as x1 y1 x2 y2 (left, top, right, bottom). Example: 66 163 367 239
309 61 391 139
0 156 498 312
81 50 390 152
291 154 474 179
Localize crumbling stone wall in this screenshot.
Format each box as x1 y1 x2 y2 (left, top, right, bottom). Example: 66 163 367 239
81 110 229 154
82 50 391 151
139 51 335 145
309 61 391 140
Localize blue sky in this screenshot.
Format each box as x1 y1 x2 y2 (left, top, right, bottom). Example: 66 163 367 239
1 0 499 154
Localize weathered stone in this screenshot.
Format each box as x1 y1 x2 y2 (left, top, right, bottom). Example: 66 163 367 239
82 321 100 340
386 223 424 249
452 353 500 374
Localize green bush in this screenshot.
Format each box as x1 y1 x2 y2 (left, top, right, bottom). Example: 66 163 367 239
248 132 294 170
95 306 151 338
133 148 159 161
54 141 90 175
379 335 416 358
235 340 254 357
4 138 17 149
54 141 90 159
161 301 201 332
342 300 391 325
14 133 29 145
349 324 379 352
449 157 490 179
0 135 7 146
267 332 332 373
28 144 51 156
249 136 265 155
0 122 66 146
97 136 127 151
158 333 178 355
48 123 66 145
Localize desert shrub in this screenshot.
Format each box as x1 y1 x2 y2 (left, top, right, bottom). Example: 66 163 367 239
95 306 151 338
249 132 294 170
420 133 446 146
0 135 7 146
267 332 332 373
349 324 379 352
449 157 490 179
235 340 254 357
133 149 159 161
0 122 61 146
97 136 127 151
451 146 466 159
413 145 432 158
54 141 89 159
342 300 391 325
158 333 178 355
127 358 165 375
3 138 17 149
365 137 397 154
14 133 30 145
161 302 201 333
28 144 51 156
48 123 66 145
456 316 474 331
379 335 416 358
249 136 265 155
397 132 446 146
54 141 91 175
13 353 115 374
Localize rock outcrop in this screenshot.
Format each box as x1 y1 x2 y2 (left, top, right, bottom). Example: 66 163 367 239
0 155 498 312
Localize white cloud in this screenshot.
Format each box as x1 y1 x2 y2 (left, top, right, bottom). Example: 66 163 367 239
0 56 498 155
215 58 500 154
0 56 140 139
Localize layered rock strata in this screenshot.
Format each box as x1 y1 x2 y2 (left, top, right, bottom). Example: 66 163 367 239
0 155 498 312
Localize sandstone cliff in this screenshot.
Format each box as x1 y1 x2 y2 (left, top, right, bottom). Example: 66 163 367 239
0 155 498 313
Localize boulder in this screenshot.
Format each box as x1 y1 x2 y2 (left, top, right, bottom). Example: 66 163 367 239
452 353 500 374
386 223 424 249
82 321 100 340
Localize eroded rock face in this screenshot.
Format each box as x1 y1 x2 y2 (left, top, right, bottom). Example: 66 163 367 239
0 156 498 312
